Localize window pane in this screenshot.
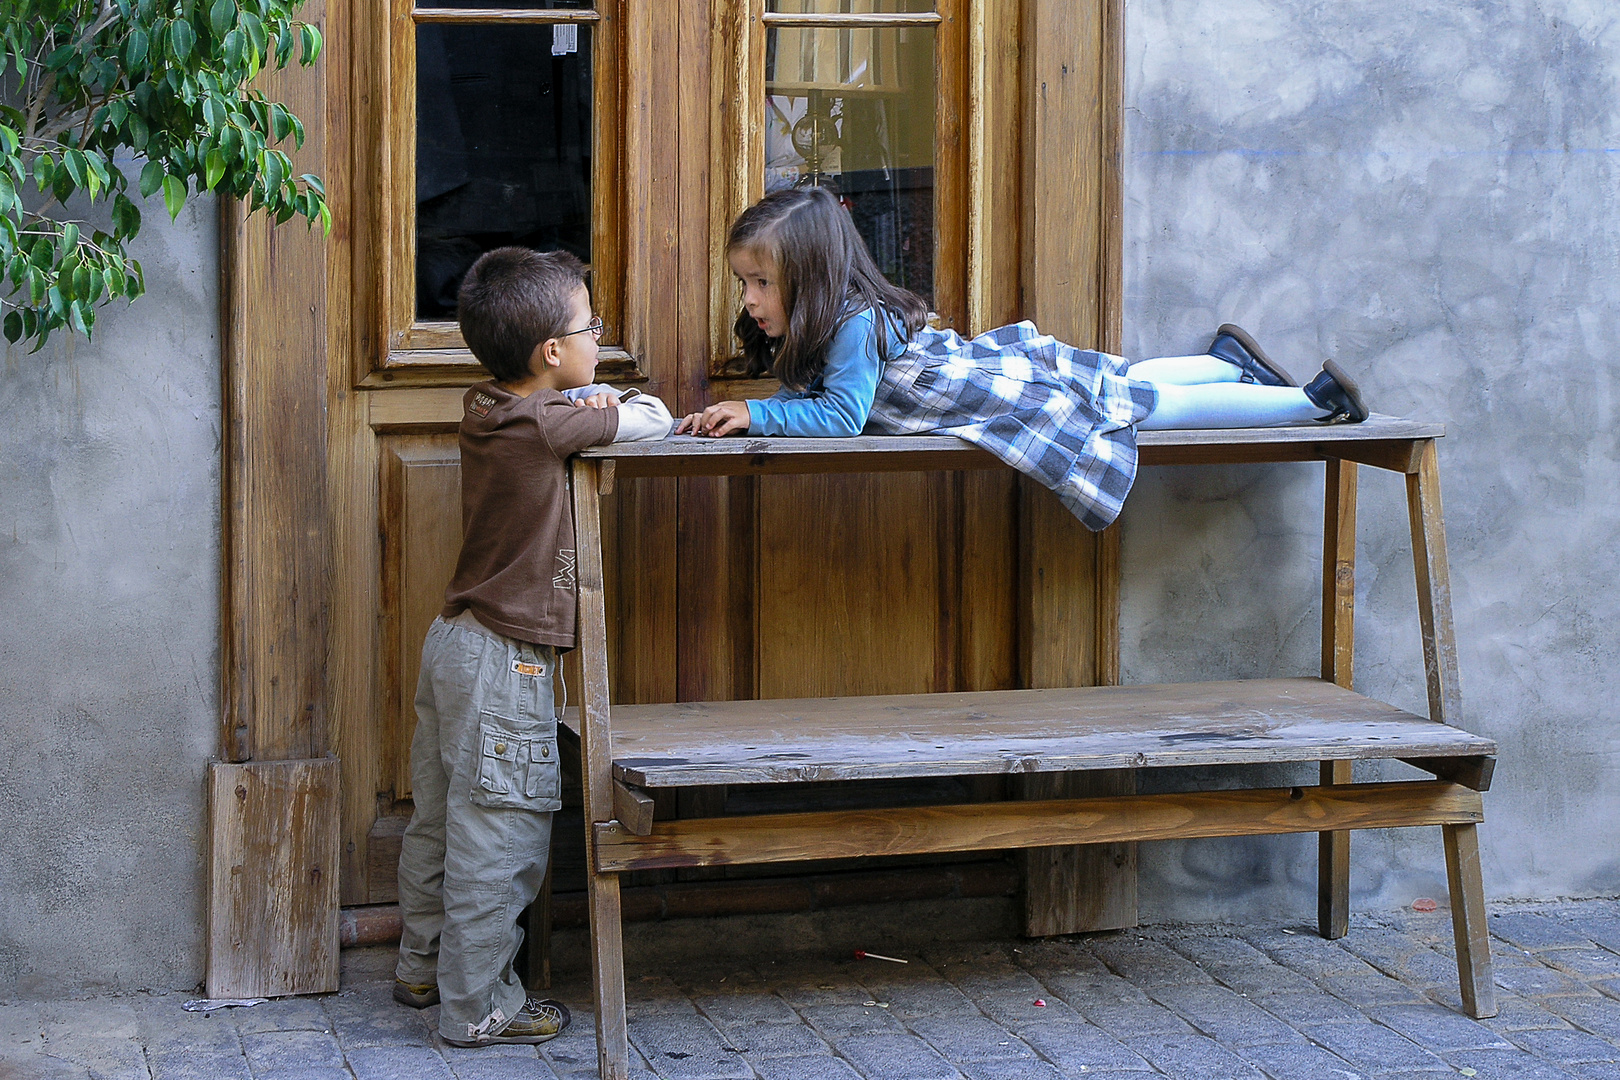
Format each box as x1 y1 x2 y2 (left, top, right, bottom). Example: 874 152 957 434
421 0 591 8
768 1 934 12
416 24 592 318
764 25 935 303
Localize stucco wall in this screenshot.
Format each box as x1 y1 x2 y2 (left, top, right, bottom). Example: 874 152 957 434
0 197 219 997
1122 0 1620 918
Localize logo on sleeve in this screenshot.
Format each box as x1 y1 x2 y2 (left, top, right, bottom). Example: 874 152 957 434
469 391 497 417
553 549 576 589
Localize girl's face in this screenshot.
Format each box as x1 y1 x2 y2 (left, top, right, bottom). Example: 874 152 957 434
729 246 787 339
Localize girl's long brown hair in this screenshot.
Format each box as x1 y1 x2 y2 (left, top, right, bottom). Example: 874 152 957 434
729 186 928 391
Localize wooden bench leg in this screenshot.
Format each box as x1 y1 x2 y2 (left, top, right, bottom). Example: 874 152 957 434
1318 458 1357 939
1406 440 1463 727
523 864 552 992
1443 822 1496 1018
572 459 631 1078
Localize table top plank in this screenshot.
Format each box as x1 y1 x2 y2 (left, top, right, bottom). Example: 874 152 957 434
557 678 1495 787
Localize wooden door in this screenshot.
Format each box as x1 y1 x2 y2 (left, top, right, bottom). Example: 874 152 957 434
225 0 1129 920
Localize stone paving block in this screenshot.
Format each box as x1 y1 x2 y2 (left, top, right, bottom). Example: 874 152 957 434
1164 935 1275 971
1206 963 1319 997
1038 973 1153 1009
346 1043 457 1079
1236 1040 1367 1080
1337 928 1432 972
1472 994 1574 1033
1510 1027 1620 1064
1079 1002 1194 1038
0 1047 90 1080
628 1015 754 1080
698 993 802 1029
1014 1022 1152 1074
254 1070 354 1080
1494 963 1605 1000
448 1056 562 1080
539 1012 600 1077
1546 996 1620 1042
1441 1047 1582 1080
751 1054 863 1080
972 991 1083 1031
834 1033 961 1080
241 1029 348 1073
1490 914 1598 954
1316 970 1429 1006
1252 991 1369 1027
724 1020 832 1059
1541 950 1620 980
1367 1003 1515 1052
29 1036 149 1080
1373 946 1468 989
772 976 874 1010
1088 939 1214 988
0 1004 45 1047
1592 979 1620 1001
907 1015 1037 1064
37 998 140 1041
149 1050 254 1080
797 1005 905 1041
1569 1065 1620 1080
1373 910 1459 950
948 971 1049 1005
1297 1021 1450 1073
1262 941 1379 980
235 997 337 1035
1147 985 1307 1047
324 986 435 1049
1564 916 1620 955
957 1062 1063 1080
1010 941 1110 979
135 1000 244 1056
855 981 980 1022
1124 1033 1268 1080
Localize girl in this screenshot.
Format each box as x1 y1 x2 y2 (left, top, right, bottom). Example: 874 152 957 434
675 186 1367 531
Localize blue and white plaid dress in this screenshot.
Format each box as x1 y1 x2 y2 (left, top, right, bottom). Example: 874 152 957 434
866 322 1159 532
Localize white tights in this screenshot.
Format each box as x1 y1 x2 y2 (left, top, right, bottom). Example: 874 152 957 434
1131 355 1326 430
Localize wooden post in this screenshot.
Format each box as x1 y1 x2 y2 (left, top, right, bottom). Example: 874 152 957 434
1318 458 1357 939
1443 823 1496 1018
1406 440 1463 727
571 460 630 1080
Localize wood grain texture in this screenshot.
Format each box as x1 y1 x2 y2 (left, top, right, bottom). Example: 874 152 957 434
613 781 656 836
1317 759 1352 940
207 760 341 997
593 780 1484 872
1018 769 1136 935
1407 440 1463 728
1018 476 1098 690
966 0 1021 335
221 3 330 762
1402 755 1495 792
560 678 1497 788
569 460 631 1080
1321 458 1358 688
1443 822 1497 1018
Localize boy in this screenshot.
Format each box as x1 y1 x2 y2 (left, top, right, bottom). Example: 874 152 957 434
393 247 672 1047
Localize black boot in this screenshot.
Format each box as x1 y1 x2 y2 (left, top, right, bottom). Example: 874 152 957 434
1303 360 1369 423
1209 324 1297 386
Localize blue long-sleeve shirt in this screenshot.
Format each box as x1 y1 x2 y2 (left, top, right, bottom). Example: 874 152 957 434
745 307 901 437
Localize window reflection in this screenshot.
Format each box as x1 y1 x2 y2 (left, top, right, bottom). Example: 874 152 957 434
764 24 935 302
416 24 592 318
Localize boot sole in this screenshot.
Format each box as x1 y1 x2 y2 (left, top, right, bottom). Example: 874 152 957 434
1320 359 1369 423
442 1030 562 1047
393 984 440 1009
1216 323 1298 387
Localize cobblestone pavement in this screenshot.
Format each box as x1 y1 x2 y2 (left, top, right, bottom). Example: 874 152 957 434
7 900 1620 1080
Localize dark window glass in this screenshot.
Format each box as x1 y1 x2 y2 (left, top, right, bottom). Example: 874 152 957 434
764 25 935 303
419 0 591 9
768 1 934 12
415 24 592 318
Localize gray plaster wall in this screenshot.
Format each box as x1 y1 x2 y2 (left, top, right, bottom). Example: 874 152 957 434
1122 0 1620 918
0 197 219 997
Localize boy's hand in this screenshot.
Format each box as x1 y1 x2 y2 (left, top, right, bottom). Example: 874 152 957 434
572 393 618 409
675 400 750 437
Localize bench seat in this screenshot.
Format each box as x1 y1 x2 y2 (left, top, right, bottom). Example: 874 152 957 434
564 677 1495 788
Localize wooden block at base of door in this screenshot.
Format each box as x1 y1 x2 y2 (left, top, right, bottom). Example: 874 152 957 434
207 759 341 998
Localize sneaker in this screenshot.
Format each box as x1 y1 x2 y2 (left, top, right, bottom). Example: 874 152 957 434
1209 324 1298 386
443 996 572 1047
1303 359 1369 423
393 979 440 1009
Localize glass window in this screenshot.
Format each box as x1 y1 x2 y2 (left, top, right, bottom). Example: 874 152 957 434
767 0 934 12
764 23 935 302
415 24 593 318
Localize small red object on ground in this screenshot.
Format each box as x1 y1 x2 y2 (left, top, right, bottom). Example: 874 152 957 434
853 950 908 964
1033 999 1046 1007
1411 897 1439 912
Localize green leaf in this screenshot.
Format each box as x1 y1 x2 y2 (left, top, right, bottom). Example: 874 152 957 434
170 18 196 62
33 153 53 192
0 125 16 155
223 28 243 70
210 0 234 39
60 222 80 256
299 23 322 65
139 159 165 197
3 311 20 344
62 150 87 191
126 28 148 67
162 174 186 219
205 148 226 190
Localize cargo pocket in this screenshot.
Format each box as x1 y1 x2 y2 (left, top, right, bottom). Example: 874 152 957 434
471 715 562 812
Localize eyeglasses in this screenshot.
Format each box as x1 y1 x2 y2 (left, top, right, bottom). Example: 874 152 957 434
558 315 605 339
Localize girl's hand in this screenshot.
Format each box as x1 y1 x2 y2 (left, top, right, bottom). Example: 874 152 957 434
572 393 617 409
675 400 750 437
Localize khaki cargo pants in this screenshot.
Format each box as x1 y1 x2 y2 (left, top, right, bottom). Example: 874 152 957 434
395 610 561 1042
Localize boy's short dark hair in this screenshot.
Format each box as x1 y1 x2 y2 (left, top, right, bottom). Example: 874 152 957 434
457 247 587 382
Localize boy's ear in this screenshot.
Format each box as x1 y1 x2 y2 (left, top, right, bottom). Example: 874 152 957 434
530 338 561 373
